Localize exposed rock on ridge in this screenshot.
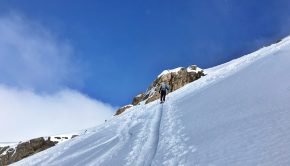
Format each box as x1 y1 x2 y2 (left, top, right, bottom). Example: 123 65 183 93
0 134 79 166
115 65 205 115
0 137 55 166
115 105 133 116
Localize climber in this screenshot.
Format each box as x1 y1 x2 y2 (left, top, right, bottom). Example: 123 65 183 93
159 82 170 103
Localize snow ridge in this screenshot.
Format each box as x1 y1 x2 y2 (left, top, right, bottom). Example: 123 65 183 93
12 35 290 166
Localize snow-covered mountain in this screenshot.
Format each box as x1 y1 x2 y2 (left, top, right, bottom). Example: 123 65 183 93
12 36 290 166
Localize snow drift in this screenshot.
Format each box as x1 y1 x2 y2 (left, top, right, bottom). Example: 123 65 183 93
12 36 290 166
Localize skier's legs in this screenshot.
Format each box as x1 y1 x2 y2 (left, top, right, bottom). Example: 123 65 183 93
161 90 166 102
163 93 166 101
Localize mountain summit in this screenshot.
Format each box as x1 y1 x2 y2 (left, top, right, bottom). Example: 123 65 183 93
12 36 290 166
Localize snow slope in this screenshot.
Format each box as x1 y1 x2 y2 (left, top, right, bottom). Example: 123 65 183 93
13 36 290 166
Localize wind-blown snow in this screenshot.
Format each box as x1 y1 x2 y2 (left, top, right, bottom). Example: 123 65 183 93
13 36 290 166
158 67 183 78
158 65 203 78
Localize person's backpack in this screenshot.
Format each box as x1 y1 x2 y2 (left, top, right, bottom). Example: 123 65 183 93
160 83 169 91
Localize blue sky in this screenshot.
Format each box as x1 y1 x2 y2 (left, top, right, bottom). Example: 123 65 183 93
0 0 290 107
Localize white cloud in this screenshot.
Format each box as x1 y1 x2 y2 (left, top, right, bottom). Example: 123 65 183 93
0 13 115 142
0 85 114 142
0 12 82 91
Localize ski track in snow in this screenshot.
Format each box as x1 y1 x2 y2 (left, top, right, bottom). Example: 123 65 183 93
89 105 148 165
126 99 193 166
153 97 194 166
149 104 163 165
125 103 163 166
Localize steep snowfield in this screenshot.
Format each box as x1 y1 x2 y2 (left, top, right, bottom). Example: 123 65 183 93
13 37 290 166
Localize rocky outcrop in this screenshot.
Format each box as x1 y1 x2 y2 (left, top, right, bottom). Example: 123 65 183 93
275 39 282 43
132 94 145 105
115 65 205 115
0 134 79 166
143 65 205 104
115 105 133 116
0 137 55 166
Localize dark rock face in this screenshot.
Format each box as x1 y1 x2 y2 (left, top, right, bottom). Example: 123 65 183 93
132 93 145 105
275 39 282 43
0 137 56 166
71 135 78 139
144 66 205 104
0 133 80 166
115 105 133 115
115 65 205 115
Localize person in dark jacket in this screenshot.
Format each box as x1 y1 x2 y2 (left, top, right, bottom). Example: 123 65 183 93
159 82 170 103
